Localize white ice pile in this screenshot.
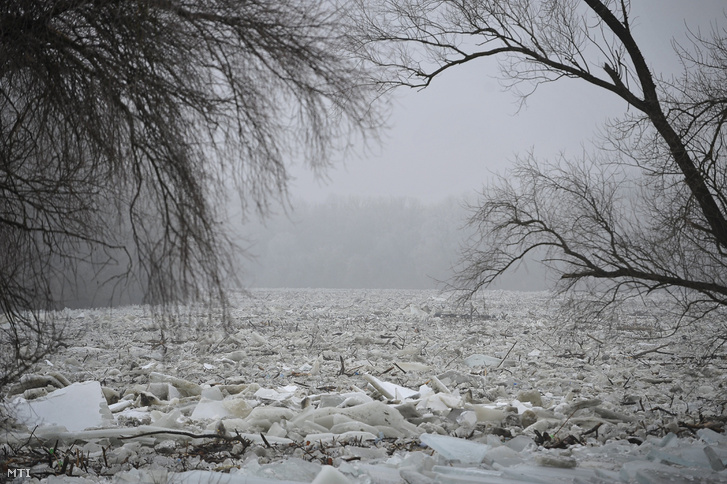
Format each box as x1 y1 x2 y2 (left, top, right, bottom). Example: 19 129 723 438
2 289 726 483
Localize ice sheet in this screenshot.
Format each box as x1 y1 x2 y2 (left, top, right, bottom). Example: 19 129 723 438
420 433 490 464
8 381 113 432
3 289 726 484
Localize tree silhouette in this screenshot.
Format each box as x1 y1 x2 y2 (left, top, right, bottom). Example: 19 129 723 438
350 0 727 320
0 0 379 388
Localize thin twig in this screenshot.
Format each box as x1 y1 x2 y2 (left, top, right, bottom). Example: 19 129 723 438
651 406 677 416
338 355 346 376
119 430 244 441
497 341 517 368
582 422 602 437
586 334 604 345
553 408 579 438
631 343 671 359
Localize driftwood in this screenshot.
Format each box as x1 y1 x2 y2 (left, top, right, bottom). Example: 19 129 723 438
496 341 517 368
119 428 250 444
630 344 672 359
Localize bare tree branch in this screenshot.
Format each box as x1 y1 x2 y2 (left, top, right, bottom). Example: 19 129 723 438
0 0 381 388
349 0 727 321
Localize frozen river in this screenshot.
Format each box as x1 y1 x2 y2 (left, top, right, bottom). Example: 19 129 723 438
2 289 726 483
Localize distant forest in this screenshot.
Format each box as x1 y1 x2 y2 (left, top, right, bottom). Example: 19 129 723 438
236 196 549 291
55 196 550 309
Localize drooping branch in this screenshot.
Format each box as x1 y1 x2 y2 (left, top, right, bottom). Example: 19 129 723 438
352 0 727 317
453 153 727 312
582 0 727 249
0 0 381 388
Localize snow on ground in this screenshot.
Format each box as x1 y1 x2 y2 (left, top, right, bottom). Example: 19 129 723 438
2 288 726 483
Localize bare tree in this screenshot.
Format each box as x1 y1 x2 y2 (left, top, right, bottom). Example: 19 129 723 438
349 0 727 319
0 0 380 388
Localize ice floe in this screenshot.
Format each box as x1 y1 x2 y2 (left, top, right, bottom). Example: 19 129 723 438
1 289 726 483
9 381 113 432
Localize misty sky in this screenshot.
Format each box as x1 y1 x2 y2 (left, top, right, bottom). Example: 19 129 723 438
288 1 727 204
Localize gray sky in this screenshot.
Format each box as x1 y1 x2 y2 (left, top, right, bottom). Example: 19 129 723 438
287 1 727 204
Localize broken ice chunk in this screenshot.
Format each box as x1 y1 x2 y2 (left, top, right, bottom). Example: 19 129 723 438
648 445 725 471
313 412 353 430
506 435 535 452
154 469 305 484
341 401 419 435
464 354 517 368
418 392 462 413
698 428 727 445
593 406 636 422
517 389 543 407
395 361 431 372
703 446 725 471
246 457 322 482
254 385 297 402
520 409 538 428
152 409 185 429
201 386 224 401
147 382 181 402
420 433 490 464
463 354 503 367
330 421 380 435
655 432 680 448
266 421 288 438
108 400 134 413
482 445 525 468
431 466 505 483
9 381 113 432
619 459 723 484
535 454 577 468
148 372 201 397
191 398 231 420
465 403 506 423
363 374 418 400
249 331 269 346
8 373 67 395
405 304 430 319
456 410 478 429
223 350 247 362
339 392 373 407
244 406 295 432
290 401 419 438
318 394 345 408
428 376 450 394
190 395 252 421
399 469 435 484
